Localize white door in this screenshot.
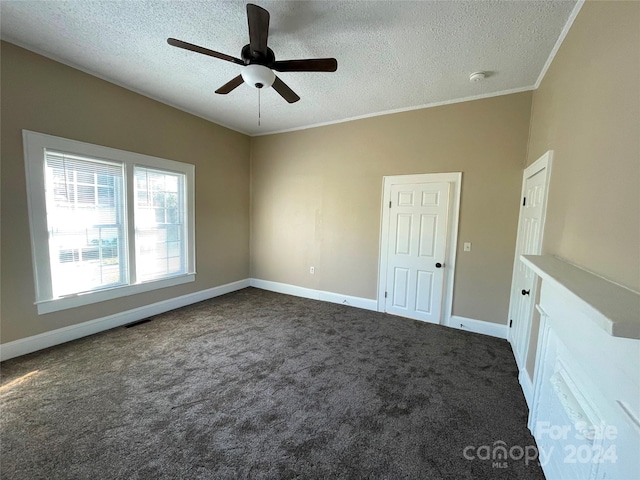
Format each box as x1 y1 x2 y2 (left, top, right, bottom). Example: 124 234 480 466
384 182 450 323
509 152 552 369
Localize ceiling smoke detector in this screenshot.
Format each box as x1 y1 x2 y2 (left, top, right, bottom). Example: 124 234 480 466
469 71 486 82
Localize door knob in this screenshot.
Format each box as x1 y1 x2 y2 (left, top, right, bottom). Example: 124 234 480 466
521 289 530 296
435 262 443 268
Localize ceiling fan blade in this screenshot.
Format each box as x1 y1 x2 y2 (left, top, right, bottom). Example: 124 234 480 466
167 38 244 66
272 76 300 104
247 4 269 56
272 58 338 73
215 75 244 94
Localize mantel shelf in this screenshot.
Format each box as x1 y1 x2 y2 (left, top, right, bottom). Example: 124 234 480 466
521 255 640 340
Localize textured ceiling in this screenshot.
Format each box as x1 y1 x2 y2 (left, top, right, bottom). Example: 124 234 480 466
1 1 578 136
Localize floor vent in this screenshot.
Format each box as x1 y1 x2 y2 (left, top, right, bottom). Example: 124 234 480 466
124 318 154 328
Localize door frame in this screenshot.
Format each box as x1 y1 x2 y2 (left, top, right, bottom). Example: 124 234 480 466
377 172 462 325
507 150 553 348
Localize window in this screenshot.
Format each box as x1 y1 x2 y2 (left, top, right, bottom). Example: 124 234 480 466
134 167 187 282
23 131 195 314
45 152 127 297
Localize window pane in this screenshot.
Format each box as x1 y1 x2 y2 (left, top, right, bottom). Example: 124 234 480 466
167 207 178 224
77 185 95 204
97 174 114 186
45 152 127 297
167 241 181 257
97 186 114 206
166 225 179 242
76 170 94 184
155 208 165 224
134 167 186 282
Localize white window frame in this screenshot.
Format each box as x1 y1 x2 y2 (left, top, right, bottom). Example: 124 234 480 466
23 130 196 314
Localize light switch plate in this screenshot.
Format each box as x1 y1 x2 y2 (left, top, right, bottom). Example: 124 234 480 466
464 242 472 252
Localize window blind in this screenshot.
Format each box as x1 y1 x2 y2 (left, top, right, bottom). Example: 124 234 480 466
45 151 127 297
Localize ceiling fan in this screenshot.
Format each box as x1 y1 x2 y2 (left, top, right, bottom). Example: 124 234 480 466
167 3 338 104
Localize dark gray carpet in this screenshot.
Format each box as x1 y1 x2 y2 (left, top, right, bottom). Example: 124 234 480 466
1 288 544 479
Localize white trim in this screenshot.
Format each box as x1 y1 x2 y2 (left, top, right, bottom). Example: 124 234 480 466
518 368 534 409
22 130 197 314
249 278 378 311
1 278 512 361
529 305 550 432
507 150 553 345
521 255 640 339
36 274 196 315
525 150 554 179
447 315 508 340
377 173 461 326
534 0 585 89
528 283 640 479
318 291 378 311
250 280 508 341
250 278 319 301
0 279 249 361
256 87 535 137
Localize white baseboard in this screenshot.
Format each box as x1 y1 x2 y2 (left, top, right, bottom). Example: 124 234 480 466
250 278 319 301
249 278 377 311
447 315 508 339
250 281 508 341
518 368 534 409
318 291 377 311
1 279 504 361
0 279 250 361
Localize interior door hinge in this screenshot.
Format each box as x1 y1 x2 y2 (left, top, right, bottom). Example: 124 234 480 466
389 201 392 208
509 319 513 328
385 291 388 298
522 197 526 206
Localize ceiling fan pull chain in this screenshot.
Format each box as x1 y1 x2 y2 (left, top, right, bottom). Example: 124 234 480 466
258 88 261 127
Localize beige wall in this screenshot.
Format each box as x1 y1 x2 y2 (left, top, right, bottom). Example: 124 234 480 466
1 42 251 343
525 0 640 377
251 92 533 324
527 0 640 291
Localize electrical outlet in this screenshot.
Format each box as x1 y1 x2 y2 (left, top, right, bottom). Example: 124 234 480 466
310 266 315 274
464 242 472 252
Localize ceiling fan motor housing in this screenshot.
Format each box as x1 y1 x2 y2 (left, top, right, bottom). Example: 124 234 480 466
241 44 275 66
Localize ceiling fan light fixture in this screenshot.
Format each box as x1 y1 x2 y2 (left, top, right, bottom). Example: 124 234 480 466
242 64 275 89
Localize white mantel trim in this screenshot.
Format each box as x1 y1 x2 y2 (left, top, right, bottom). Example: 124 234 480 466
521 255 640 339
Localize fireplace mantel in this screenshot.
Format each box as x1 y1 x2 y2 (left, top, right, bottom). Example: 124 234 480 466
521 255 640 339
523 254 640 479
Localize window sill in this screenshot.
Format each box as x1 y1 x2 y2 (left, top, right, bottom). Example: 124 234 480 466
36 273 196 315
